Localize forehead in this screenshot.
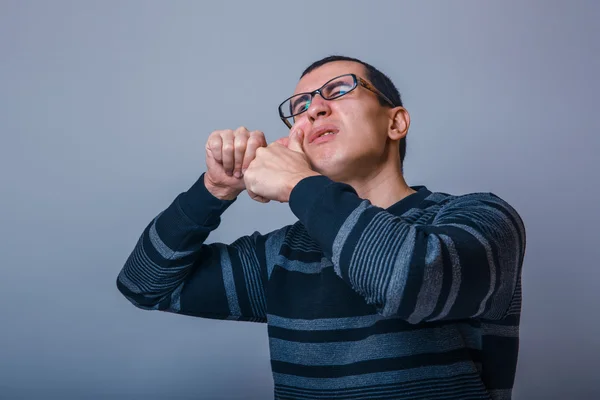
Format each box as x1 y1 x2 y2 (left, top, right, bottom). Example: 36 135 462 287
294 61 367 94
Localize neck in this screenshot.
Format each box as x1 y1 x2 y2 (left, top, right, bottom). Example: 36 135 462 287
339 162 416 209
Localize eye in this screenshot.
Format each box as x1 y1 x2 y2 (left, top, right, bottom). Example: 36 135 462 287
326 81 353 97
293 99 310 114
289 93 312 115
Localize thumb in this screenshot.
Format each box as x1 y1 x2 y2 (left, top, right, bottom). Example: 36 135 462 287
287 127 305 153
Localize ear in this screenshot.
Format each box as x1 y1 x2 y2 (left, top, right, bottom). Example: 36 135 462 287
388 107 410 141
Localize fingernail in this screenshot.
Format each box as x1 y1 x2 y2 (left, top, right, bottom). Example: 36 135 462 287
226 171 233 177
234 171 241 178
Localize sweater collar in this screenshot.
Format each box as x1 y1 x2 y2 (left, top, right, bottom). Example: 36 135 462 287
386 186 431 215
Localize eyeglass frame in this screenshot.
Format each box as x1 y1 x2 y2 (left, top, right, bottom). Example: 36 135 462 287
277 73 396 129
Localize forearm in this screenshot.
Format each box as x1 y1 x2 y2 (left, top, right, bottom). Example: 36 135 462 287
289 176 526 322
116 173 236 309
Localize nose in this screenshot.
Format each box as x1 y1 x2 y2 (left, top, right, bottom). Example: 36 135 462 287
306 93 331 123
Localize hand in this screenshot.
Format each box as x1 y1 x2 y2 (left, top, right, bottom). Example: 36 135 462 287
244 126 320 203
204 127 268 201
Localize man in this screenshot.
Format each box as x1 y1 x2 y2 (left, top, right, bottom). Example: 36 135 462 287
116 55 526 400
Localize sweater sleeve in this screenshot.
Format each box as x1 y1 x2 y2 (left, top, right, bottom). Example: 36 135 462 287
116 173 288 322
289 176 526 323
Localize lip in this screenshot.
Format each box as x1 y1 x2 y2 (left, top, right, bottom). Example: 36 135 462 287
308 124 340 144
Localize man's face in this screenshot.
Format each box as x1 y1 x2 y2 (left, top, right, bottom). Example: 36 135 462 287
291 61 394 181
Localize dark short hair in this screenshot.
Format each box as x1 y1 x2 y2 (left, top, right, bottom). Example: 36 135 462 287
300 55 407 168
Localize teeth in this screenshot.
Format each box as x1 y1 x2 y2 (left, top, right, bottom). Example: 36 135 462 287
319 131 334 137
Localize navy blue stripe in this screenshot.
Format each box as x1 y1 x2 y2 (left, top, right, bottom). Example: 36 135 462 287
269 329 480 366
271 348 478 378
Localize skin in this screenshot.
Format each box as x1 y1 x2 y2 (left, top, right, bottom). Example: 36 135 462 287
205 60 416 208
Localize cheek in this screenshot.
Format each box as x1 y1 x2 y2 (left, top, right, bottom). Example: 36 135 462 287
293 118 312 133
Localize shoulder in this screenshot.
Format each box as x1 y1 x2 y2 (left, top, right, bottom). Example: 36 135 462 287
423 189 518 215
422 188 500 205
424 190 526 240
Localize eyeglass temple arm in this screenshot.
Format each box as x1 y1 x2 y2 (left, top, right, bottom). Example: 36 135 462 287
358 77 395 107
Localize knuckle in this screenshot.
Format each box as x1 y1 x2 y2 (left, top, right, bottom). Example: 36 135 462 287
221 142 234 151
235 126 249 135
206 138 219 149
221 133 232 141
217 129 233 137
246 136 261 147
234 135 248 147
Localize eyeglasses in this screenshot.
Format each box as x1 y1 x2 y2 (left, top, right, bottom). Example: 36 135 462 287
278 73 395 128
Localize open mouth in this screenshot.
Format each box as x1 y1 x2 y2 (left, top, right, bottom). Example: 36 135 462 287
309 126 339 144
318 131 335 138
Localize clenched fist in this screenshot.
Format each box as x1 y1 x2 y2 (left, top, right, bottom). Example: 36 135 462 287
204 126 268 201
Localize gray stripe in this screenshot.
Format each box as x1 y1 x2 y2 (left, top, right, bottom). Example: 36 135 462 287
481 323 519 337
506 279 522 315
125 242 182 293
267 314 389 330
332 200 370 275
285 224 322 252
482 195 526 247
424 192 451 204
383 226 417 317
486 205 522 319
217 244 240 316
429 234 462 321
117 270 142 293
130 243 191 285
352 213 397 305
448 223 496 318
265 227 289 278
235 238 264 317
285 239 322 253
270 327 470 365
369 216 397 300
149 218 197 259
273 362 478 390
277 258 330 274
408 235 444 324
167 282 184 312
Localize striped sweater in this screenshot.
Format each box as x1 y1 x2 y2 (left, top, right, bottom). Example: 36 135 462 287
116 174 526 400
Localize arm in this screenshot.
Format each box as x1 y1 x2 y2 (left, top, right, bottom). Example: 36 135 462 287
289 176 526 323
116 173 288 322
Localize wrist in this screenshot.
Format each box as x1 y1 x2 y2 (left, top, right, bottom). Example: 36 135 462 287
204 175 241 201
287 171 320 201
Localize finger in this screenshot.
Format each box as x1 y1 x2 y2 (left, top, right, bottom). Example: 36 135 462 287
241 131 267 174
205 131 225 164
287 127 305 153
233 131 249 178
247 189 270 203
275 137 289 147
220 130 236 176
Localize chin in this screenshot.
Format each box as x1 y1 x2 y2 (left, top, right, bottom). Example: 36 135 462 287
307 150 358 180
310 162 349 182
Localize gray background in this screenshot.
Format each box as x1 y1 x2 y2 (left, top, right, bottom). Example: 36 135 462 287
1 1 598 399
